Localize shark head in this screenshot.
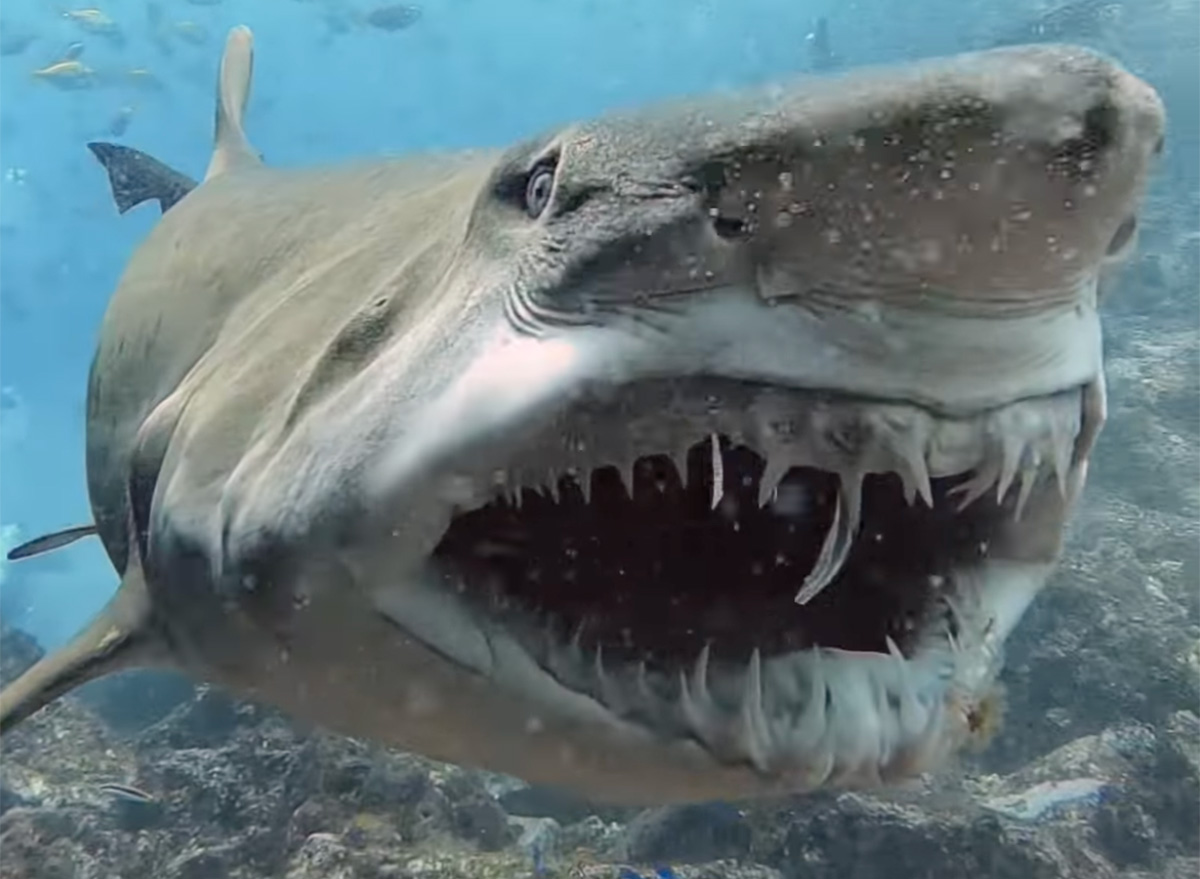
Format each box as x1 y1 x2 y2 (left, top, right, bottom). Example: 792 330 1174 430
0 32 1164 806
300 45 1161 801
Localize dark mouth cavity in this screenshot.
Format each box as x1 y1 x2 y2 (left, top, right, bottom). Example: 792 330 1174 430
432 436 1003 673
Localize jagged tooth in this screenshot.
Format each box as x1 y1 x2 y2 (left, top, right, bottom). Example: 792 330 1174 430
995 434 1023 502
736 649 771 772
1051 423 1072 498
709 433 724 510
692 642 713 707
545 470 560 503
757 453 789 508
943 593 969 637
1076 375 1107 467
679 644 718 739
948 458 1000 512
897 442 934 508
636 660 654 705
884 636 928 735
678 671 708 734
1014 463 1039 521
788 650 830 760
794 473 862 605
593 645 628 714
568 620 586 663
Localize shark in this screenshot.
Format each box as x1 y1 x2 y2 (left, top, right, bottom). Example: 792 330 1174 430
0 26 1164 805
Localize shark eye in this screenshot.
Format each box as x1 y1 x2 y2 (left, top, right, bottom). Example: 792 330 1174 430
524 163 556 219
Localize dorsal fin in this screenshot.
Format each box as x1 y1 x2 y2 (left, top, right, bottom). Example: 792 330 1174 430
204 25 261 182
86 142 198 215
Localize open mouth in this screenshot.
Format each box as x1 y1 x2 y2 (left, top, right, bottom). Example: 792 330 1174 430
412 374 1098 783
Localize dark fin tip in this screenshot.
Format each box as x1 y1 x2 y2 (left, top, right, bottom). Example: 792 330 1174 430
86 140 198 216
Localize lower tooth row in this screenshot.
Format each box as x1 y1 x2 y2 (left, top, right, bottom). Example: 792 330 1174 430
547 631 962 786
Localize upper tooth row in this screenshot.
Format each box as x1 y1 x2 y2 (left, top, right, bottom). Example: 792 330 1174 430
744 386 1084 509
477 388 1084 605
484 385 1084 507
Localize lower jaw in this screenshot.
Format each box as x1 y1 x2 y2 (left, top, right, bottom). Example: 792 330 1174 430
370 556 1051 796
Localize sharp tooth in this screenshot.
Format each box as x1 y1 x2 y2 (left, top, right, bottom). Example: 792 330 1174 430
794 473 862 605
1014 462 1039 521
995 433 1023 502
735 648 771 772
679 643 717 736
896 441 933 507
1050 420 1073 498
786 650 831 775
1075 375 1107 467
884 636 929 737
757 452 789 508
692 642 713 706
709 433 724 510
949 458 1000 511
545 471 561 503
569 620 587 663
636 660 654 706
576 470 592 504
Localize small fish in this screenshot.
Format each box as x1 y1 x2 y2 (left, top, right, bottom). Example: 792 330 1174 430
362 3 422 31
184 0 223 5
32 60 97 90
98 782 155 804
618 869 679 879
62 9 125 46
62 41 86 61
6 524 97 561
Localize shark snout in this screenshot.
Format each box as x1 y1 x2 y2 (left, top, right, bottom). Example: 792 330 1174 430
690 45 1165 311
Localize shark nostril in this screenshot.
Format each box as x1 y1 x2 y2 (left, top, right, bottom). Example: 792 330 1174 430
712 215 751 241
1106 215 1137 256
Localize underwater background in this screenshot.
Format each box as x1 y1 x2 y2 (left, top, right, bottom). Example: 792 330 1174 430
0 0 1197 876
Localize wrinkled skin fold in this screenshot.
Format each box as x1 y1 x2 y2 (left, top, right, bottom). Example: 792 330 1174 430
0 28 1165 805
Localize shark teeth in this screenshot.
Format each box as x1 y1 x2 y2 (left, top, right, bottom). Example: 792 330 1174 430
794 472 862 605
481 386 1084 514
548 607 973 785
464 385 1086 607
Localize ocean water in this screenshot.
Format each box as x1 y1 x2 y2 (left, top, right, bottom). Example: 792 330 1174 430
0 1 1196 877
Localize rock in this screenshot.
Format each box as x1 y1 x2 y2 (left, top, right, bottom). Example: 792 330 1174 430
617 802 753 864
513 814 562 865
450 794 518 851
